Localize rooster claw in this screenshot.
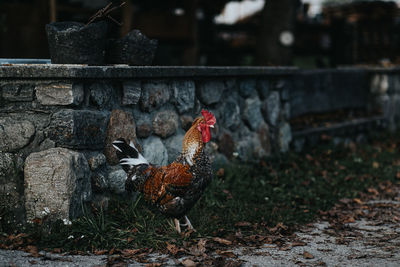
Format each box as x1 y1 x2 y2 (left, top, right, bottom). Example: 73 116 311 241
174 216 196 233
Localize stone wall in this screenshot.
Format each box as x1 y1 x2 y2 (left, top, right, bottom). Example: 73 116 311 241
1 65 399 226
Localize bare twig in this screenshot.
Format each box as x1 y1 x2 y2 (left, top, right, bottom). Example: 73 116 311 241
86 1 126 26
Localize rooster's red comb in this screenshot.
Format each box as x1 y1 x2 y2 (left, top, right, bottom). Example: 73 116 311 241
201 109 216 126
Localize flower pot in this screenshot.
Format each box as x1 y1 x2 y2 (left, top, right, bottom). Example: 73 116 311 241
106 29 158 65
46 21 108 65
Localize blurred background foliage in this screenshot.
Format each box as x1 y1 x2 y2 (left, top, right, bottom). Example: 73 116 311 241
0 0 399 67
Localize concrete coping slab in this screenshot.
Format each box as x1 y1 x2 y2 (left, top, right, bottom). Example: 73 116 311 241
0 64 298 79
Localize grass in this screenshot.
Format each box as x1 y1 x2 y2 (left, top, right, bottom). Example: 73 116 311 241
2 132 400 253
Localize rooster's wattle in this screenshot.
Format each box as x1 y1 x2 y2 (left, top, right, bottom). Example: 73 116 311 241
112 109 216 232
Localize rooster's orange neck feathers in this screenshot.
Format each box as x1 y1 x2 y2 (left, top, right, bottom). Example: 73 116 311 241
182 118 205 166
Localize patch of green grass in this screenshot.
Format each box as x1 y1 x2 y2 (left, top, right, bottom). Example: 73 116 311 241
3 132 400 252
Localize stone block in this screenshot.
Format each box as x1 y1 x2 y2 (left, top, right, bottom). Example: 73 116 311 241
180 115 194 131
218 133 235 159
164 133 184 163
36 82 84 106
171 80 195 114
122 81 141 106
108 169 126 194
239 79 256 98
153 110 179 138
282 102 291 120
24 148 92 221
278 122 292 153
261 91 280 127
1 82 34 102
91 172 108 193
140 81 170 112
257 122 271 155
197 80 225 105
220 97 241 131
0 117 35 152
89 82 113 108
242 96 263 131
104 109 137 165
48 109 108 149
87 153 106 171
279 80 291 101
0 153 24 224
142 136 168 166
257 80 270 100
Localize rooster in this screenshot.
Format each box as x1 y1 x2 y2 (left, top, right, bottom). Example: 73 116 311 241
112 109 216 233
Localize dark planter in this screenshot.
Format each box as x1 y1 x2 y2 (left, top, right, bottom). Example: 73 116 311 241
46 21 108 65
106 30 158 65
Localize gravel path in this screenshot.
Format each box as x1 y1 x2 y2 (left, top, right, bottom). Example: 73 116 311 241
1 197 399 266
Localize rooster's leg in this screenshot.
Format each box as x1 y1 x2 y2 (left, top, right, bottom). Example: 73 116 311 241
182 216 195 231
174 218 181 233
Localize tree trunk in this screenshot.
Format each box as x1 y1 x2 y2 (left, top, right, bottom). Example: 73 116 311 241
256 0 298 66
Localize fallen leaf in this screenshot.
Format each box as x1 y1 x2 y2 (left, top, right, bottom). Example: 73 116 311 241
166 242 182 255
181 258 196 267
26 245 40 258
367 188 379 195
94 249 108 255
216 250 237 258
291 241 306 247
213 237 232 246
121 248 141 257
188 239 207 256
279 245 291 251
372 161 379 168
353 198 363 204
396 172 400 179
235 221 252 228
145 263 162 267
343 217 355 223
303 251 314 259
52 248 62 254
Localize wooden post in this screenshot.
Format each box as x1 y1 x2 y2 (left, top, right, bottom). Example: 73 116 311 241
49 0 56 22
182 0 198 65
121 0 133 36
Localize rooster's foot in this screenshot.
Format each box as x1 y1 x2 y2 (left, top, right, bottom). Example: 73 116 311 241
174 218 181 233
180 216 196 232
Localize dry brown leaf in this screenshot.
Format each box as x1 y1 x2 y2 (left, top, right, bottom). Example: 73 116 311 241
235 221 252 228
367 187 379 195
291 241 306 247
145 263 163 267
181 258 197 267
216 250 237 258
396 172 400 179
372 161 379 168
353 198 363 204
213 237 232 246
343 217 355 223
94 249 108 255
26 245 40 258
52 248 62 254
121 248 141 257
303 251 314 259
166 242 182 255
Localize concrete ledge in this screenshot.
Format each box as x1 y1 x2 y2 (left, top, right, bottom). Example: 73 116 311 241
0 65 297 79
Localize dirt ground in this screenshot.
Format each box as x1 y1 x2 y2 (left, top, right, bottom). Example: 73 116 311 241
1 185 399 267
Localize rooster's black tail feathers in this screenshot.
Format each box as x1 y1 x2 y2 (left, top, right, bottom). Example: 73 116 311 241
112 138 148 173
